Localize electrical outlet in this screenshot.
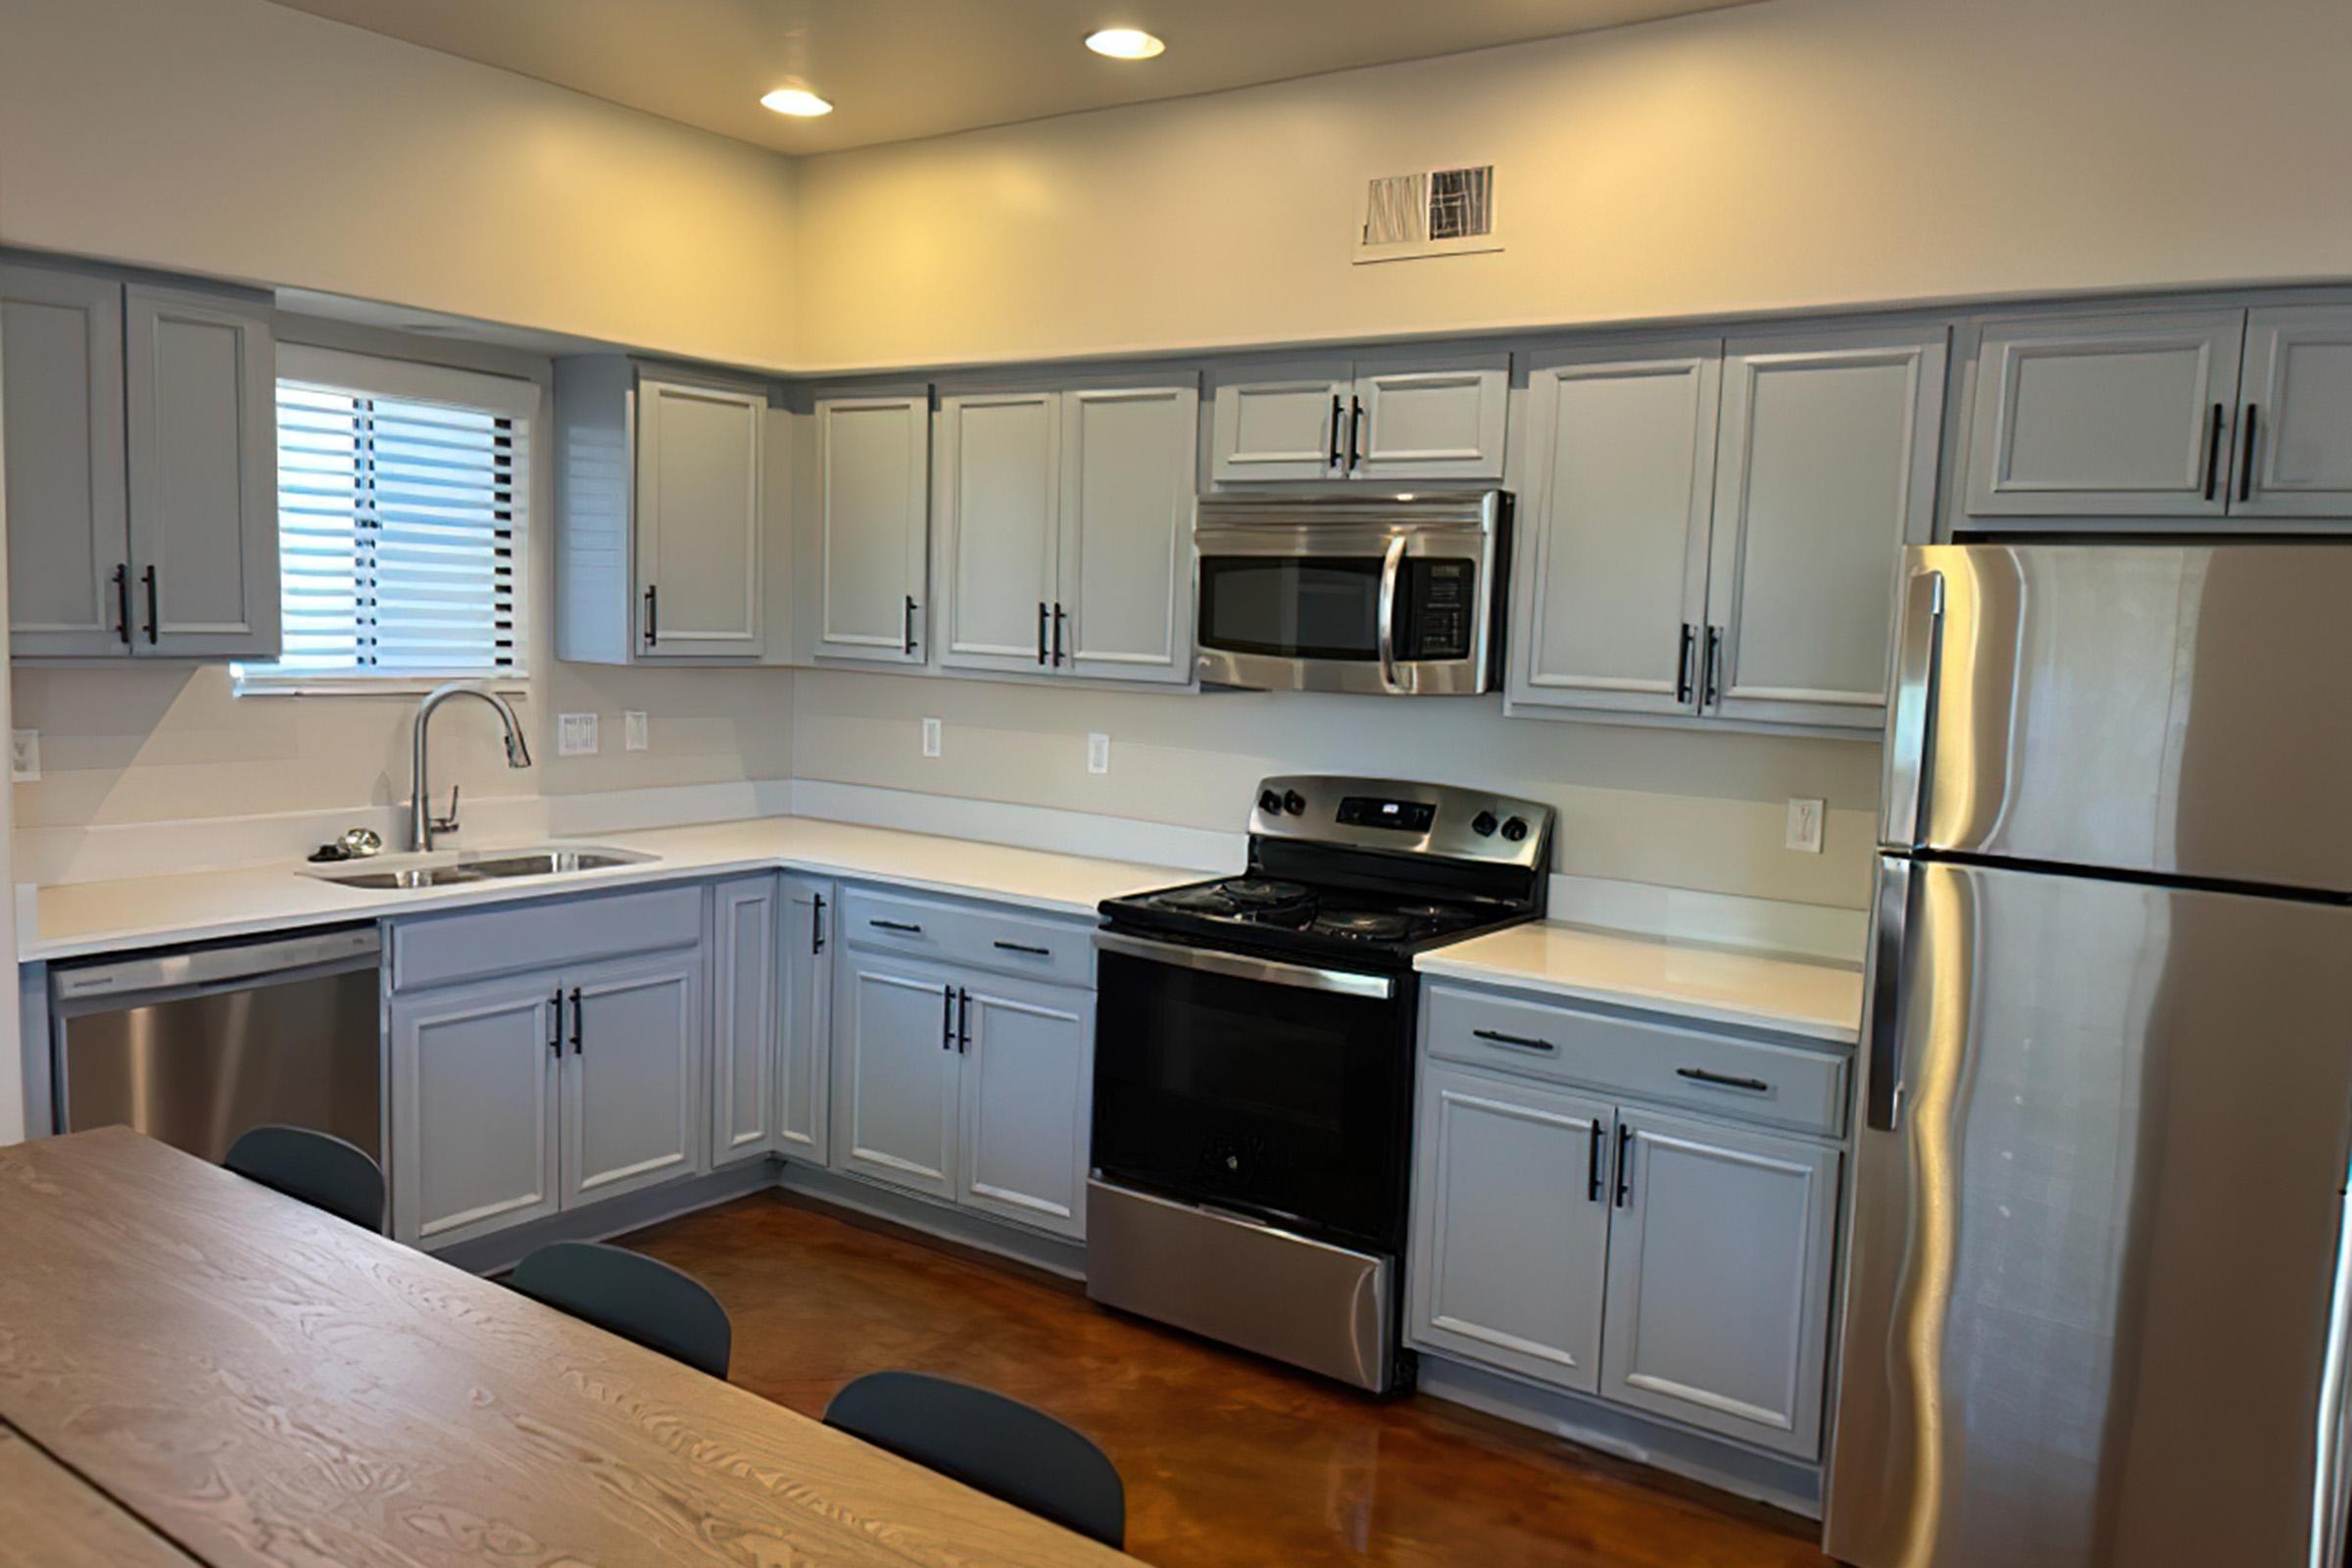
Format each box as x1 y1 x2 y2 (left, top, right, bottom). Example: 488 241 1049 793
10 729 39 783
557 712 599 757
1087 732 1111 775
624 710 649 752
1786 798 1826 855
921 716 943 759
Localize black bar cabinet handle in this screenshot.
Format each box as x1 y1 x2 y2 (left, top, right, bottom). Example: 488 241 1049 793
1473 1027 1555 1054
870 917 922 934
1702 626 1723 707
643 584 658 646
2202 403 2225 502
1614 1123 1634 1208
1052 603 1067 666
1348 396 1365 468
1037 601 1049 664
2239 402 2259 504
548 988 564 1059
810 892 826 956
994 940 1052 956
1328 394 1345 467
903 595 917 656
942 983 956 1051
568 987 583 1054
1587 1122 1604 1202
113 564 131 646
142 565 158 644
956 987 971 1054
1674 623 1695 705
1676 1066 1771 1094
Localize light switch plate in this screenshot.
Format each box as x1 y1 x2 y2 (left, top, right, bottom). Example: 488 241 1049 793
11 729 39 783
1786 798 1826 855
558 712 599 757
624 710 649 752
1087 732 1111 775
921 717 943 759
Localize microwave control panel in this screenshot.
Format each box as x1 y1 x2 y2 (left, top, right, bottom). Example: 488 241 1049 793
1402 561 1475 661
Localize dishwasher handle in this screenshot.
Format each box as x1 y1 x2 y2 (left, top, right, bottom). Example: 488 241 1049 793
52 926 382 1001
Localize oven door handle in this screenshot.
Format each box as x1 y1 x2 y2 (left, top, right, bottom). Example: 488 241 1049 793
1094 929 1395 1001
1375 532 1408 694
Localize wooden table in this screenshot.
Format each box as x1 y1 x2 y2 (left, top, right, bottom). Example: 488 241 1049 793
0 1128 1142 1567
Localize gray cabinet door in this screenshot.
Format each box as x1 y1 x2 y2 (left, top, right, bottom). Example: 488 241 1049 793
388 972 564 1249
1597 1107 1838 1458
1703 328 1945 730
830 955 960 1200
564 951 701 1207
1351 351 1509 481
122 285 278 659
816 395 930 662
1208 362 1348 482
956 974 1092 1239
2 266 128 658
1057 384 1199 684
1963 309 2244 519
2235 305 2352 518
1510 342 1719 717
777 873 834 1165
1406 1063 1615 1395
710 875 781 1167
936 391 1059 674
635 377 764 660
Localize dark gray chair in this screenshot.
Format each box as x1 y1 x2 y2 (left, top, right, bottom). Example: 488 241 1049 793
223 1124 385 1232
823 1370 1124 1548
508 1241 732 1379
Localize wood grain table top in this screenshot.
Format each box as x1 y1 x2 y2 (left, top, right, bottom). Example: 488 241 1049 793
0 1128 1143 1568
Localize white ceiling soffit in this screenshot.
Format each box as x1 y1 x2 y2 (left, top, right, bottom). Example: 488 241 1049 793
259 0 1760 156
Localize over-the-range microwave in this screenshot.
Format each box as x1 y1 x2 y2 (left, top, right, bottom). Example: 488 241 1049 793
1193 489 1509 696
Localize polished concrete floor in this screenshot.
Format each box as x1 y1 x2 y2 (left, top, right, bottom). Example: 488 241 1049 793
621 1192 1838 1568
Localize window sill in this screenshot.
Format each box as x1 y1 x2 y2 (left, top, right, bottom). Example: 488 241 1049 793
232 677 531 700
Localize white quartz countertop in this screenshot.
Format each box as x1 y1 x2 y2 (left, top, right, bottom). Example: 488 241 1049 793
21 816 1197 963
1415 921 1865 1045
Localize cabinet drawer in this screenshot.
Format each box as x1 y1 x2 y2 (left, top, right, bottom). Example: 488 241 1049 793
839 885 1093 988
1425 984 1846 1137
391 884 703 992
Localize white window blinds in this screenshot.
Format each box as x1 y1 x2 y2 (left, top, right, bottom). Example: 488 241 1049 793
238 348 535 690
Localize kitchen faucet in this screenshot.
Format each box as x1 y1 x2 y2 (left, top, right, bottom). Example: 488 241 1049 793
410 681 532 852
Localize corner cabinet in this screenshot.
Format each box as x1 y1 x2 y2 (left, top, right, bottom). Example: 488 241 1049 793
934 380 1198 683
815 394 931 663
1510 324 1944 732
1209 350 1508 484
710 871 833 1169
4 263 278 661
553 359 770 663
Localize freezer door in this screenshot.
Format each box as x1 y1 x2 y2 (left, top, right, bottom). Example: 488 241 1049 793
1828 858 2352 1568
1880 543 2352 895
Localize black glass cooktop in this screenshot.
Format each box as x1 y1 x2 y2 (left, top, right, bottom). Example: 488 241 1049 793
1102 874 1524 963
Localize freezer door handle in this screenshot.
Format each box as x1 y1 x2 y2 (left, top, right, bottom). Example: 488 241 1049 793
1865 856 1916 1132
1880 567 1945 851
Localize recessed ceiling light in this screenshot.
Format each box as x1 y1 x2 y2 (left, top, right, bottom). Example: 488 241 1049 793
1085 27 1165 60
760 86 833 118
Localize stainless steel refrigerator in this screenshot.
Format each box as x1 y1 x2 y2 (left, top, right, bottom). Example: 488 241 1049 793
1826 543 2352 1568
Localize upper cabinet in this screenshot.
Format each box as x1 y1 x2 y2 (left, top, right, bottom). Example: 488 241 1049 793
1209 350 1508 485
4 264 278 661
1511 325 1944 733
553 359 769 664
1957 303 2352 525
933 379 1198 684
814 394 931 664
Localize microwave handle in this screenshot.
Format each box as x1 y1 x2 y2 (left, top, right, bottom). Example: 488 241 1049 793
1376 533 1408 693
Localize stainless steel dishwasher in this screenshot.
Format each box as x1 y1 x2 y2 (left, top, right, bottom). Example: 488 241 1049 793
50 925 384 1162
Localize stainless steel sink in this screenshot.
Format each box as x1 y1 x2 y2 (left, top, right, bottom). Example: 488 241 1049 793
308 846 652 890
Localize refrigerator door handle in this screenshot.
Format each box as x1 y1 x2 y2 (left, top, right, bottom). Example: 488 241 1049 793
1865 856 1915 1132
1880 567 1946 850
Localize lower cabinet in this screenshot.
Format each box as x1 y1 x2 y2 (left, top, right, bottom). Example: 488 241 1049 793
709 872 834 1168
1408 1059 1840 1458
564 952 701 1207
833 954 963 1200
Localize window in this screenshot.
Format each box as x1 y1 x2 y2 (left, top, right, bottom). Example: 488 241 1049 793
236 346 536 692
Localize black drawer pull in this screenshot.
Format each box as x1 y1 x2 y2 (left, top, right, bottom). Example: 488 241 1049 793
1586 1121 1604 1203
1614 1123 1634 1208
1473 1027 1555 1053
870 918 924 934
994 940 1052 956
1676 1066 1770 1093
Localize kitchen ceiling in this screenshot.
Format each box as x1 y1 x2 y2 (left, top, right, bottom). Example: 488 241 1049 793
259 0 1758 155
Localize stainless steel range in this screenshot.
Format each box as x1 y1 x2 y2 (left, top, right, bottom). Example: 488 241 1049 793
1087 774 1554 1392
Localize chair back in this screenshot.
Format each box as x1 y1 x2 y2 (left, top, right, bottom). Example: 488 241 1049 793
223 1124 385 1232
509 1241 732 1379
824 1370 1124 1548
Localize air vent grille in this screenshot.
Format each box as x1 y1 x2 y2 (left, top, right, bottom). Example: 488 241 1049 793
1357 164 1499 265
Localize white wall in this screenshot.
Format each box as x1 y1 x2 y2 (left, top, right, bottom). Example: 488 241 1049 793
790 0 2352 369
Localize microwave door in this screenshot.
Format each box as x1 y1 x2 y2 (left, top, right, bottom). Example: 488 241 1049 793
1197 554 1391 694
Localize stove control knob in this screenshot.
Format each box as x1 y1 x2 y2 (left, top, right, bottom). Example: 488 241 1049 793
1283 790 1307 816
1257 789 1283 814
1471 810 1499 838
1500 815 1531 843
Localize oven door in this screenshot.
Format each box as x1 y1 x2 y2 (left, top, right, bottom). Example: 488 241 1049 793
1091 931 1414 1249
